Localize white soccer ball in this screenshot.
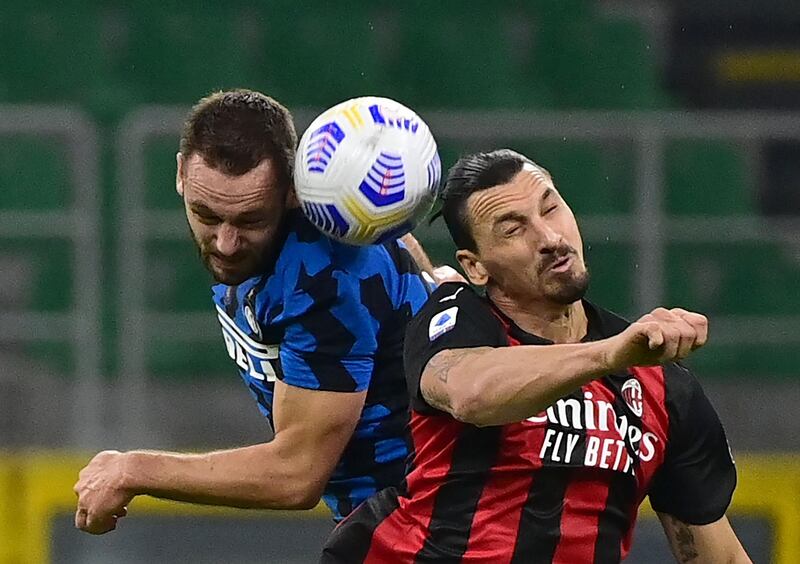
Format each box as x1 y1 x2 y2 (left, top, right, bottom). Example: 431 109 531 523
294 96 441 245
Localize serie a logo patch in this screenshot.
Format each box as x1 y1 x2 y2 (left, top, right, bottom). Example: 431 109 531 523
429 307 458 341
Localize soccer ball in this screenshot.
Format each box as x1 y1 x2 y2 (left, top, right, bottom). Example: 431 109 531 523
294 96 441 245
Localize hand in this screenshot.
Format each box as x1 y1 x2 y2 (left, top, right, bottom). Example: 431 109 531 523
74 450 134 534
421 265 467 287
606 307 708 370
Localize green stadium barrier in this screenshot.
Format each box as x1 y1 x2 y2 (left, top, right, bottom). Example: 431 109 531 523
667 242 800 316
666 141 751 215
1 452 798 563
0 138 72 211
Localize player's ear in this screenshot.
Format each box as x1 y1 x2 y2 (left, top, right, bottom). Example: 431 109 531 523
176 152 185 197
456 249 489 286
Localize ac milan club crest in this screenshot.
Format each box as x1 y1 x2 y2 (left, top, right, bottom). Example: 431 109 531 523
621 378 644 417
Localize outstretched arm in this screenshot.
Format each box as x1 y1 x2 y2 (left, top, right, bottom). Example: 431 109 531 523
658 513 750 564
74 381 364 534
420 308 708 426
421 341 610 426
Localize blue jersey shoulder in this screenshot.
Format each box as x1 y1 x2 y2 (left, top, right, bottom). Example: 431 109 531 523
211 211 429 520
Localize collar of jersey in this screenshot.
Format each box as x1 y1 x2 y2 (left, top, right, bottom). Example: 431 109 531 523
485 297 615 345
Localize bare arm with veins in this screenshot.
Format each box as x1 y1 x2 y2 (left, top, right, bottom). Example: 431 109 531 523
420 308 709 426
658 513 751 564
74 381 364 534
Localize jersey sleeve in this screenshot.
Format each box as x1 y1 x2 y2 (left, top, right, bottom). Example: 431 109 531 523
648 364 737 525
403 282 506 414
278 262 378 393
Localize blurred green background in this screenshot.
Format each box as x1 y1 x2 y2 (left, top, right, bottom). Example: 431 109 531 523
2 1 800 562
3 1 799 382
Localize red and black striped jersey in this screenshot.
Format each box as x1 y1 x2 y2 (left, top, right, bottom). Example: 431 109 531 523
322 283 736 564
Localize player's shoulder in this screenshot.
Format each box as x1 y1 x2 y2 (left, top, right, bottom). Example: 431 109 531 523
211 283 228 306
284 210 408 277
383 238 422 277
410 282 494 328
584 301 630 338
423 282 483 308
280 211 338 268
661 361 705 405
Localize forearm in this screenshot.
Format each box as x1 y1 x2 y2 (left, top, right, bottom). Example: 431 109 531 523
659 514 751 564
122 441 322 510
399 233 435 276
430 341 611 426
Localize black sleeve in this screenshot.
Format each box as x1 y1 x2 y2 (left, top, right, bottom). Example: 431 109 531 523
403 282 506 415
648 363 737 525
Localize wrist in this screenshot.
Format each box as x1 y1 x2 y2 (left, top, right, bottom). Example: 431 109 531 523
119 450 150 496
598 336 622 374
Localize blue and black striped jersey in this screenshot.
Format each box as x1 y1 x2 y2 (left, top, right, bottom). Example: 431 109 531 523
212 209 429 520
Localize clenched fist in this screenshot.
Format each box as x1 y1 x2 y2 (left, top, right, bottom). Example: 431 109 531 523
605 307 708 370
74 450 133 534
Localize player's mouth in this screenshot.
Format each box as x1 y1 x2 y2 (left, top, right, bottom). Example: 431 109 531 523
209 254 245 272
548 255 573 273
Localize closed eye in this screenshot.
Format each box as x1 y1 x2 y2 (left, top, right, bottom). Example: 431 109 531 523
235 216 269 229
194 211 221 225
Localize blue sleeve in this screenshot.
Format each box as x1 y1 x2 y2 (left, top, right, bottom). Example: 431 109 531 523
278 263 378 392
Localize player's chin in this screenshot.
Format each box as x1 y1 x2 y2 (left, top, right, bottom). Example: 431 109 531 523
543 273 589 305
209 263 253 285
216 271 251 285
203 254 256 285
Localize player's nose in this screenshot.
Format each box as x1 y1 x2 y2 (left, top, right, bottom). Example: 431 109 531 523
215 224 241 256
534 222 563 253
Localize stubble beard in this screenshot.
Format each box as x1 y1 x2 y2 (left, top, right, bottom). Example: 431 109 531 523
543 267 590 305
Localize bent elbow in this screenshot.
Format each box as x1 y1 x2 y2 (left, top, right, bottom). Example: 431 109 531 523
449 380 496 428
286 491 322 510
448 361 517 427
262 478 324 510
287 479 325 510
454 405 497 428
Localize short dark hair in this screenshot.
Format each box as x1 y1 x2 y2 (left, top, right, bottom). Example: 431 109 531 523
179 89 297 186
437 149 548 251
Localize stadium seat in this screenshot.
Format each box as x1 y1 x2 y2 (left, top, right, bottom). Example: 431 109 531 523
144 240 227 378
148 337 230 379
145 240 213 313
0 6 95 102
393 1 554 109
685 342 798 378
143 135 183 210
538 15 667 110
665 140 751 215
433 139 635 215
515 140 636 214
583 242 637 316
236 1 403 107
590 19 668 109
0 5 147 121
666 242 800 316
0 239 72 312
0 137 72 210
123 7 257 104
0 238 75 377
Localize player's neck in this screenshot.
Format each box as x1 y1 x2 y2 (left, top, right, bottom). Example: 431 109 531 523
488 288 588 344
